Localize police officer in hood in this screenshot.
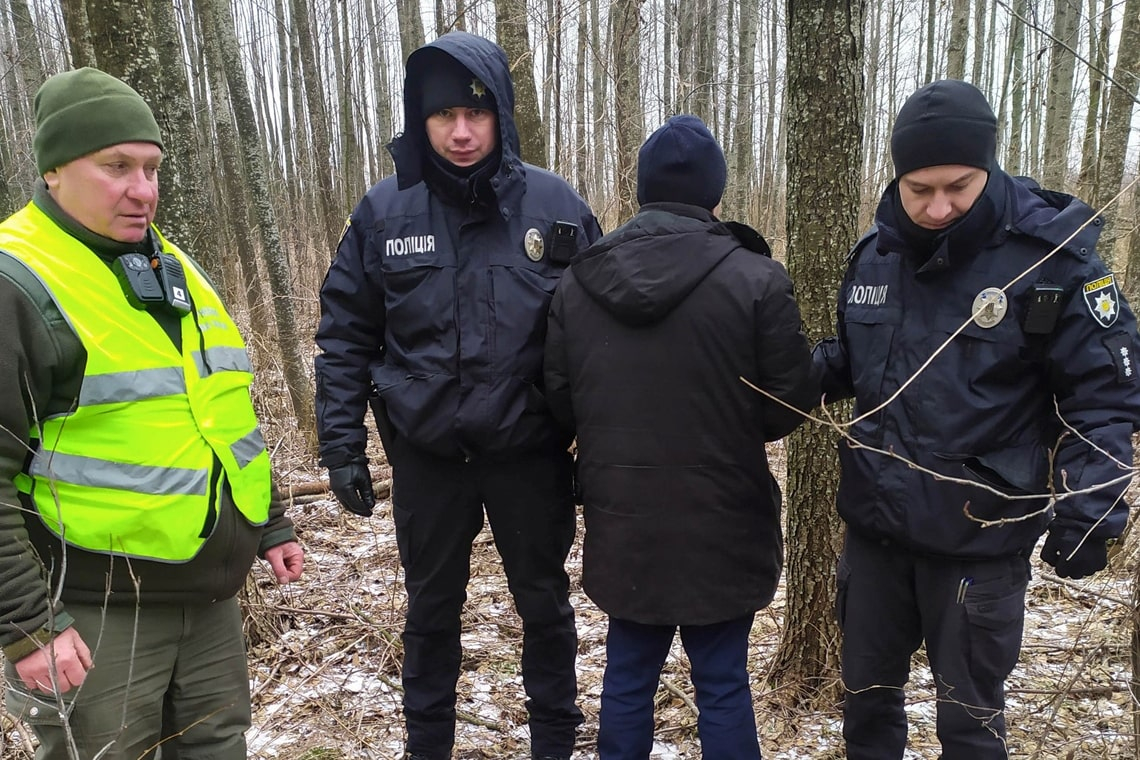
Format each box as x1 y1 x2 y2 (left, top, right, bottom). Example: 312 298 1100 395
315 31 601 760
816 79 1140 759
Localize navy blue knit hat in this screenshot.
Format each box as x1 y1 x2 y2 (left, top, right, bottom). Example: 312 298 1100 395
891 79 997 178
636 115 727 210
418 50 496 118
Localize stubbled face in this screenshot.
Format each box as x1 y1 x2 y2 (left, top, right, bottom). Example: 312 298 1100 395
898 164 988 230
44 142 161 244
425 107 498 167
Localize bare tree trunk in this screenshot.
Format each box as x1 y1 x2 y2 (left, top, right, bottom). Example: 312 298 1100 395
970 0 987 85
332 0 364 206
662 0 674 115
366 0 394 180
1132 548 1140 758
199 0 317 452
85 0 215 274
1042 0 1080 189
1077 0 1110 199
924 0 936 82
551 0 564 174
692 0 715 125
1026 23 1045 178
574 0 589 199
199 8 273 346
289 0 341 256
729 0 758 223
396 0 425 64
10 0 45 89
945 0 970 79
1102 0 1140 273
497 0 548 166
610 0 643 223
149 0 216 273
758 3 781 231
589 0 606 217
720 0 736 141
676 0 695 113
771 0 865 707
272 0 299 212
58 0 95 68
0 0 36 205
1004 0 1028 175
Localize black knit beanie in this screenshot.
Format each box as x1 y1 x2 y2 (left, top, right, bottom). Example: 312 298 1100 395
418 51 496 117
33 67 163 176
636 115 727 210
890 79 996 178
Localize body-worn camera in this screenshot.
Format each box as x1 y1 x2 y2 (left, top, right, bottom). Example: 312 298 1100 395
548 221 579 265
112 231 191 314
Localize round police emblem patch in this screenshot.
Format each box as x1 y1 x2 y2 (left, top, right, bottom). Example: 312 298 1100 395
525 228 544 261
971 287 1007 328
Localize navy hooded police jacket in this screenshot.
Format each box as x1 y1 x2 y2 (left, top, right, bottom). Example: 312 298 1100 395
815 170 1140 558
315 32 601 464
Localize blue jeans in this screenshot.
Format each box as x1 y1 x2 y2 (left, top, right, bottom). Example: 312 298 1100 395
598 614 760 759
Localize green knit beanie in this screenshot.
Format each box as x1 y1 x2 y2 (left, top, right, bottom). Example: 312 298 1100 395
33 67 164 175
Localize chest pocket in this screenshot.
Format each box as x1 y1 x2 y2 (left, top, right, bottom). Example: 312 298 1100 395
487 219 574 349
931 308 1029 369
844 301 901 413
372 218 456 346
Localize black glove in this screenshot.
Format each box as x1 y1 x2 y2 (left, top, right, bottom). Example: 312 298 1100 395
328 462 375 517
1040 527 1108 579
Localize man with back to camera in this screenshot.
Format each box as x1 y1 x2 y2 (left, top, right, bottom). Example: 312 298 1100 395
314 31 601 760
0 67 304 760
545 115 817 759
815 79 1140 759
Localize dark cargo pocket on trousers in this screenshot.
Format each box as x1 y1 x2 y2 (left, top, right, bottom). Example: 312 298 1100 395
5 685 65 728
392 498 413 570
835 552 851 628
964 581 1026 683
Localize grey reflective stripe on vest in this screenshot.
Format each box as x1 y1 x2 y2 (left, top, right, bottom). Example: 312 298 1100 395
78 367 187 406
232 427 267 468
30 451 208 496
192 347 252 378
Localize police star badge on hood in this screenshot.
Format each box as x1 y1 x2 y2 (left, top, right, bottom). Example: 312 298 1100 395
1083 273 1120 327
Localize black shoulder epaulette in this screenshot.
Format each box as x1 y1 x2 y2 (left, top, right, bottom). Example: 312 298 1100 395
846 224 878 263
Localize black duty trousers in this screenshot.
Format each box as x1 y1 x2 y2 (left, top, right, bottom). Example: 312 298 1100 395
838 529 1029 760
389 439 582 759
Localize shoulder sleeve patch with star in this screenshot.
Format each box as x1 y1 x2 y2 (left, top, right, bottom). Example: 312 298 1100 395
1083 273 1120 327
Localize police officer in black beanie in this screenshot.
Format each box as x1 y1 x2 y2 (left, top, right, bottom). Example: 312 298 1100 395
316 31 601 760
816 80 1140 759
545 115 815 759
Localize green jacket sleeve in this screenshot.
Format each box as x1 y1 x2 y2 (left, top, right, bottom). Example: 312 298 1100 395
0 260 83 661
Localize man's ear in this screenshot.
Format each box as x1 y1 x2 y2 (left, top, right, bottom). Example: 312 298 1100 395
43 169 60 191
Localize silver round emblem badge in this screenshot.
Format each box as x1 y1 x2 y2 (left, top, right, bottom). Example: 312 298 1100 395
524 228 544 261
971 287 1007 328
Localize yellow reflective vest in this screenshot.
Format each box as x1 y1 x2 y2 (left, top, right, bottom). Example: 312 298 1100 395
1 202 269 561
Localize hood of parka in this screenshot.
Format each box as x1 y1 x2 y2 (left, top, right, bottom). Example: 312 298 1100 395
387 32 523 202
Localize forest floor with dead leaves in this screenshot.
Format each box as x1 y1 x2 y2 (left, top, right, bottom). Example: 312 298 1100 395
3 434 1138 759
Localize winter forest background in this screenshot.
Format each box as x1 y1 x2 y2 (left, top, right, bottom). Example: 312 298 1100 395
2 0 1140 757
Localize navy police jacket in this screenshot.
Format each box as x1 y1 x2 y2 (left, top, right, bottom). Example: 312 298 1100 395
815 170 1140 558
315 32 601 464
